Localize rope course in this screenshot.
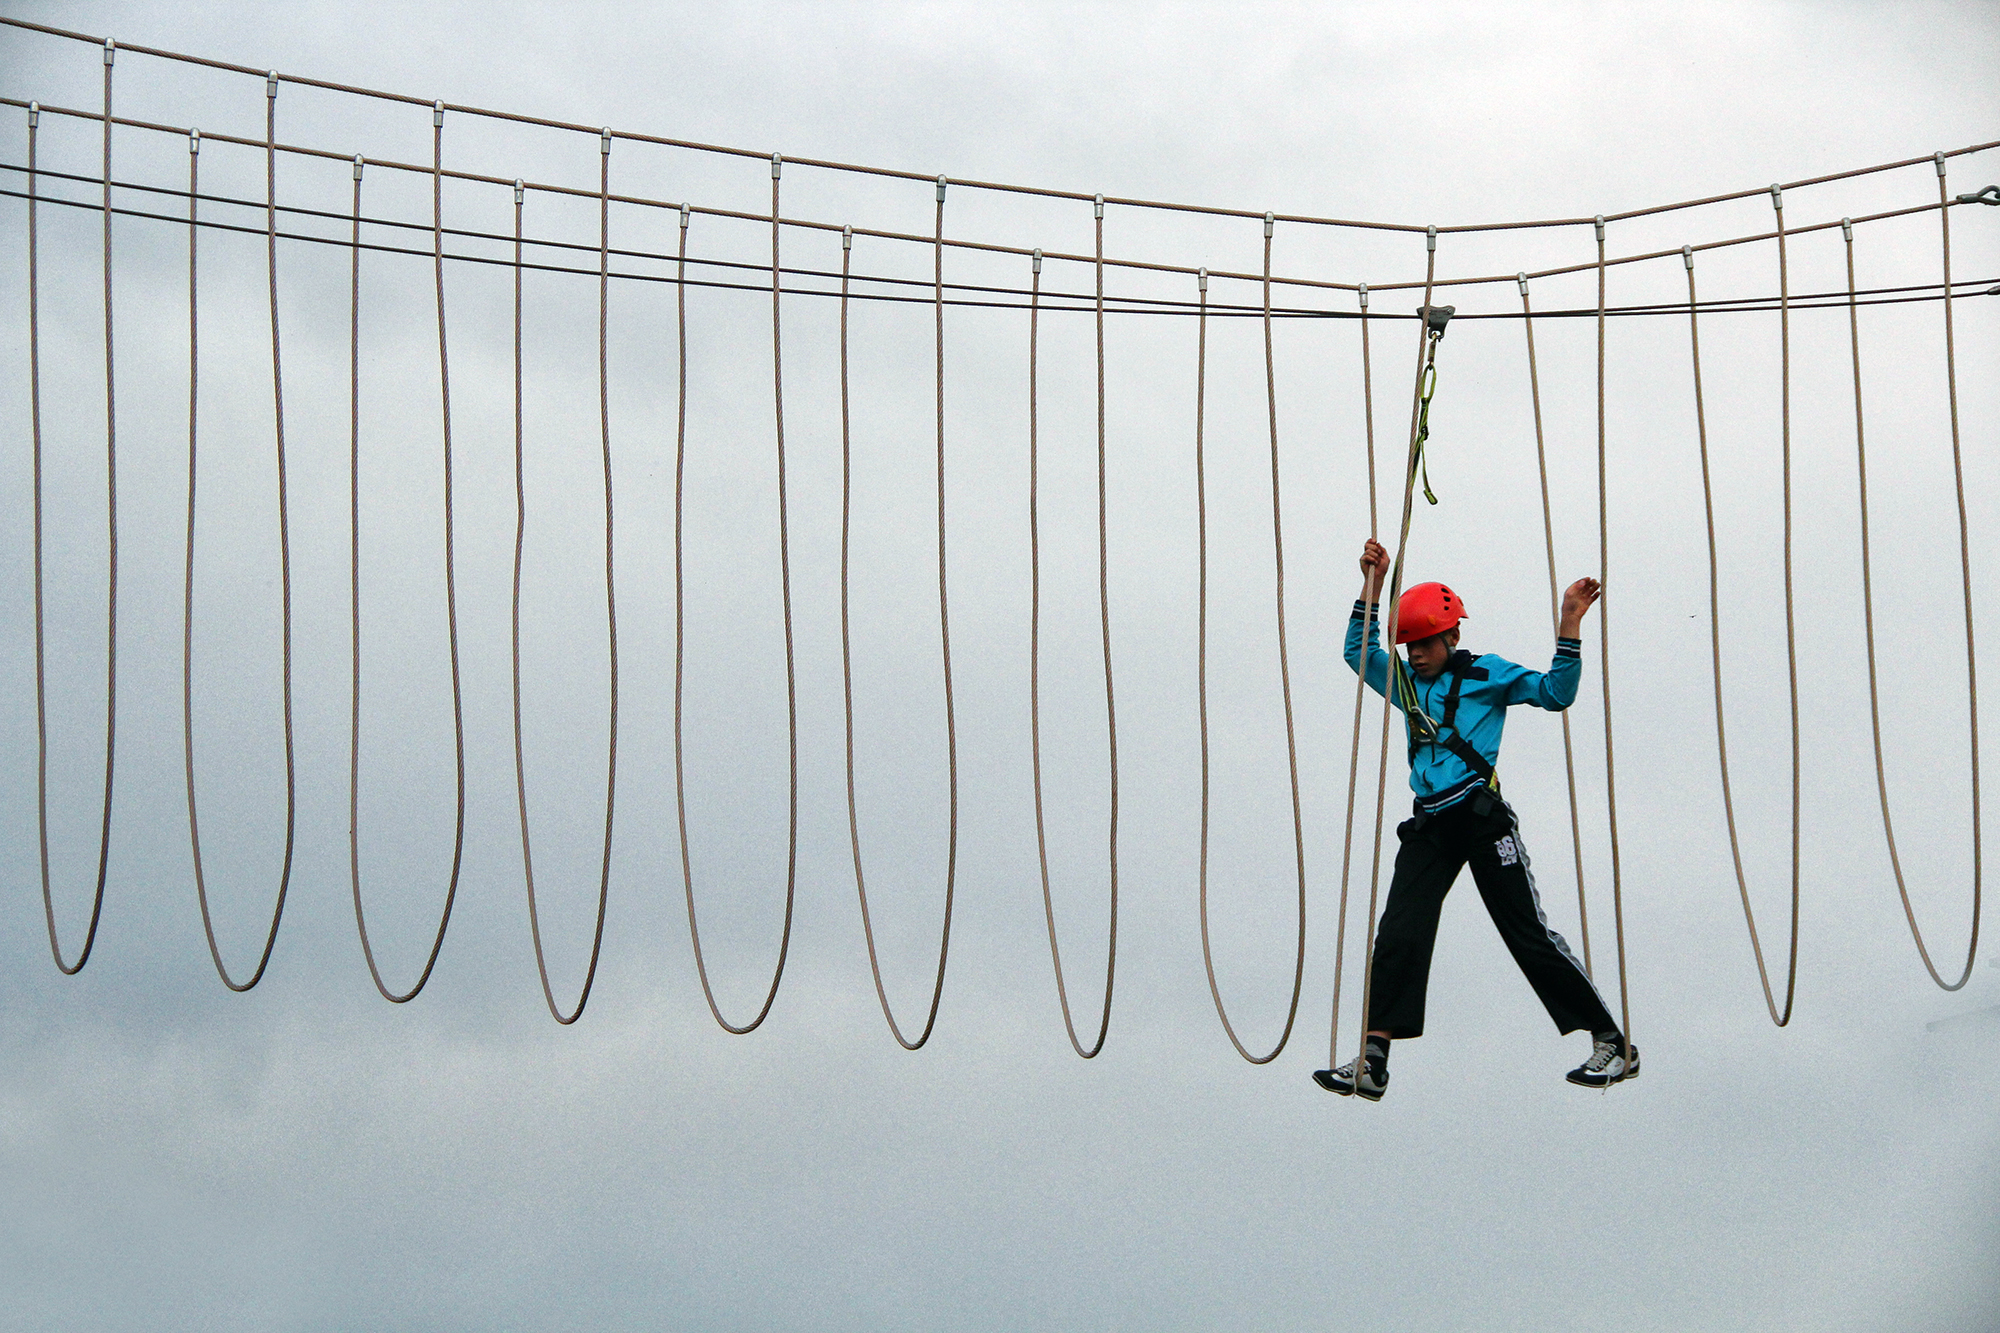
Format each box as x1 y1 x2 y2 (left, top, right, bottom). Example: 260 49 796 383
5 18 1994 1058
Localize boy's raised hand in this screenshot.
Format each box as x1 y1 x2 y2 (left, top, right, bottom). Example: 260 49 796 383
1558 577 1602 638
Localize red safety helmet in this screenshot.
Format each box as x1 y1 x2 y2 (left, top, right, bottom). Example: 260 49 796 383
1395 581 1467 645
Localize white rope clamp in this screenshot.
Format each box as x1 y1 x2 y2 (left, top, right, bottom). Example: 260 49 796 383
1198 266 1208 294
103 38 115 65
771 152 782 179
1264 211 1275 239
514 178 524 206
1516 271 1529 296
1426 224 1437 252
1594 214 1605 243
1935 150 1948 177
267 71 279 100
189 127 201 156
1769 183 1783 211
842 224 852 251
1094 193 1104 220
27 101 38 129
1032 248 1042 275
352 154 364 181
601 128 611 155
936 175 947 202
679 202 690 230
432 100 444 128
1358 281 1368 310
1841 217 1853 242
1682 244 1694 270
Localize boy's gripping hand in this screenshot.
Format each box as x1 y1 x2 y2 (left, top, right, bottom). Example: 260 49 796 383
1558 577 1602 638
1359 539 1390 597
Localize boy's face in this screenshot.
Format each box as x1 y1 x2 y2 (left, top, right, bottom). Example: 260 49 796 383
1406 628 1459 680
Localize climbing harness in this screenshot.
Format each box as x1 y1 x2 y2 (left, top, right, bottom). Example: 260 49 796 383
1391 650 1500 796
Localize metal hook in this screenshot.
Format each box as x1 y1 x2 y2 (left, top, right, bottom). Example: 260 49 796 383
1420 304 1455 337
1955 184 2000 205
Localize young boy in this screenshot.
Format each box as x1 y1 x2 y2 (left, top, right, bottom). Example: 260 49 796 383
1315 537 1635 1100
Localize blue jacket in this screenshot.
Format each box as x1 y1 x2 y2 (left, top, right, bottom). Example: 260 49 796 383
1345 600 1583 813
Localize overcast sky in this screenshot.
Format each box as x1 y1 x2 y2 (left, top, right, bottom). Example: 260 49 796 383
3 4 1998 1331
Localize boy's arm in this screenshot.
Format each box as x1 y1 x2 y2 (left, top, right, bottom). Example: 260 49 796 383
1500 576 1600 709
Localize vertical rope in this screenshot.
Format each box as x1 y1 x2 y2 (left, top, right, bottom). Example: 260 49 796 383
1594 217 1635 1061
1352 230 1441 1061
1095 194 1123 1047
1326 283 1379 1071
842 182 958 1051
513 131 619 1027
1684 245 1797 1025
672 159 799 1034
347 101 466 1004
27 90 114 976
1517 275 1593 978
33 49 121 976
1850 169 1983 990
183 80 298 991
1197 215 1308 1065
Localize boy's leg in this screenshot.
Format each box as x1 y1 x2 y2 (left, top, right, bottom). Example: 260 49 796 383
1364 814 1467 1040
1463 800 1619 1036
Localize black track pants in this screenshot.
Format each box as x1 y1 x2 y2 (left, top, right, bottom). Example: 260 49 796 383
1366 796 1615 1040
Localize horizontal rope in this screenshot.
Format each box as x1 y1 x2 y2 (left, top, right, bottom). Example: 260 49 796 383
6 17 1995 237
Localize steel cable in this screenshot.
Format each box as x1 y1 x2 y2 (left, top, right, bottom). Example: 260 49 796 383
1196 216 1308 1064
347 104 467 1004
1682 243 1799 1025
673 161 799 1035
182 79 298 993
1848 168 1984 990
840 184 960 1051
511 136 619 1027
1516 276 1593 978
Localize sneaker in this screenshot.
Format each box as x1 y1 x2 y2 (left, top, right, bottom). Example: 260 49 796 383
1566 1037 1640 1087
1313 1056 1388 1101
